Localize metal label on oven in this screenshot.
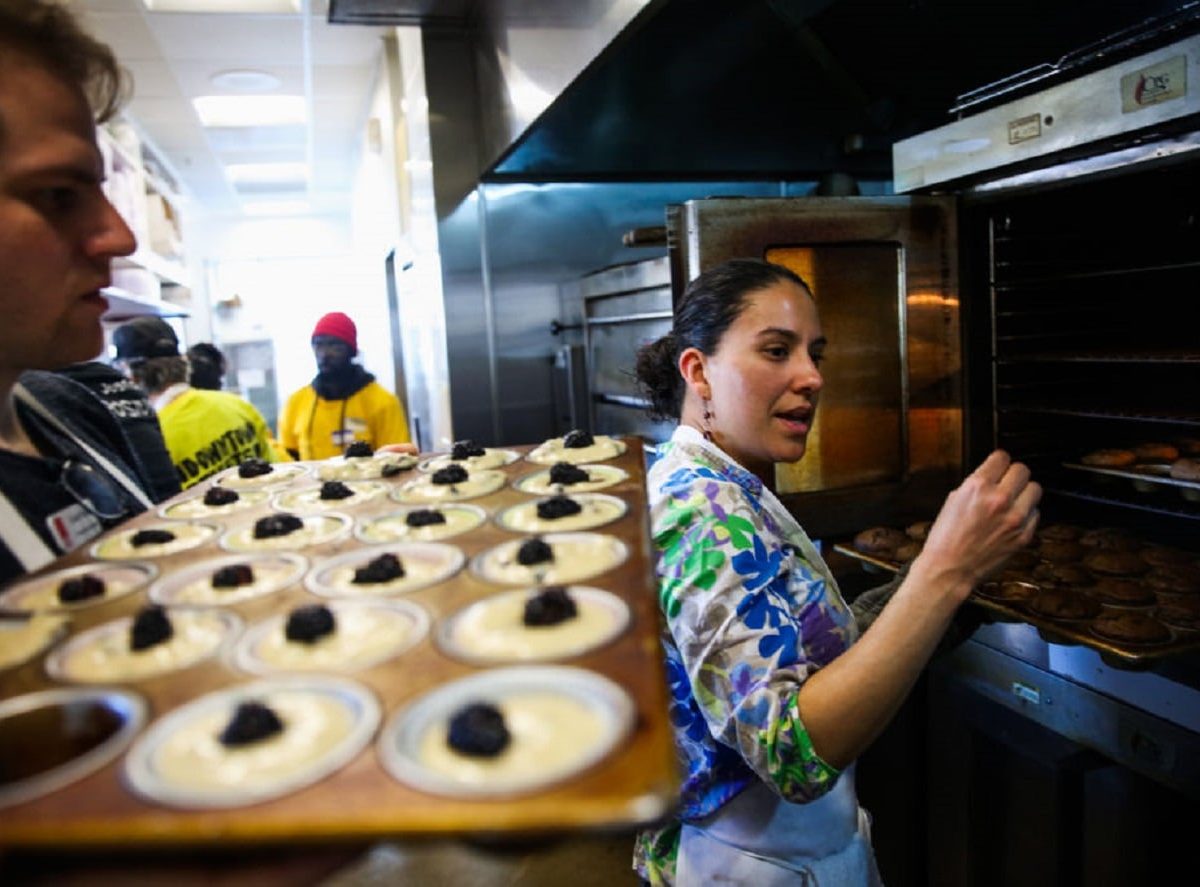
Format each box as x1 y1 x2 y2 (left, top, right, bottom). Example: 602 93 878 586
1121 54 1187 113
1007 113 1042 145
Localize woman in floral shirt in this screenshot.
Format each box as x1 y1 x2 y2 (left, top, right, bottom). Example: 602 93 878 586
632 259 1041 885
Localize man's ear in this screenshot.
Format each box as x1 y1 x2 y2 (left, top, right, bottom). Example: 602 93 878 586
678 347 711 401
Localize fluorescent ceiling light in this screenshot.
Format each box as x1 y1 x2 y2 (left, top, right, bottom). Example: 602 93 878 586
142 1 300 12
193 95 306 128
226 162 309 186
242 199 312 216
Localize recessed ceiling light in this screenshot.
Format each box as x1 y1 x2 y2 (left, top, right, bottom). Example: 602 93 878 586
142 1 300 12
210 69 282 92
193 95 306 127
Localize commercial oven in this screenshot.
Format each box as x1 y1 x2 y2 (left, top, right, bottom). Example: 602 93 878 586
662 22 1200 886
577 257 676 444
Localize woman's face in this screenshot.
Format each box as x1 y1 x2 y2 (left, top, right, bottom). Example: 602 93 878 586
697 279 825 478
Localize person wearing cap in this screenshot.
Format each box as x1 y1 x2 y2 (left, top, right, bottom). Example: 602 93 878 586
279 311 410 460
114 316 282 490
187 341 226 390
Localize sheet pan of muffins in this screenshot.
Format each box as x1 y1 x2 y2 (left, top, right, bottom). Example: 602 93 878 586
1064 439 1200 502
834 520 1200 667
0 433 679 846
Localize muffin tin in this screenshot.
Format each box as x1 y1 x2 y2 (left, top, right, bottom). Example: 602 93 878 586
834 526 1200 667
0 438 677 847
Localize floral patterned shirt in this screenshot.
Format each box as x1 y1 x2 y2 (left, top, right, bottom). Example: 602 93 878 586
634 425 859 885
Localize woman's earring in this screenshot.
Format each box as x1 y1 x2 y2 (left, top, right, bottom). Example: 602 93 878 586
702 401 714 442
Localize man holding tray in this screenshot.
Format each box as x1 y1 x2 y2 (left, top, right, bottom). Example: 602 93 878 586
0 0 160 584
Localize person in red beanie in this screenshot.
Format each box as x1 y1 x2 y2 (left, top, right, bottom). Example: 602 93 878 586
278 312 410 460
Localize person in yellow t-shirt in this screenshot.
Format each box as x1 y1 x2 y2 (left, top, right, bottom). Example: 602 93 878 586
278 312 410 460
113 317 282 489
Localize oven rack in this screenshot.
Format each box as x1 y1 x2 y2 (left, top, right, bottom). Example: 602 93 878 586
991 257 1200 287
996 404 1200 425
995 350 1200 365
1048 484 1200 521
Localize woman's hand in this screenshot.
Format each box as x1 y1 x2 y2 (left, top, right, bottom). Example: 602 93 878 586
799 451 1040 766
916 450 1042 598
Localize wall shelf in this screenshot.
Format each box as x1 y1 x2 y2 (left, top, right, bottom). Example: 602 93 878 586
101 287 190 322
98 122 191 304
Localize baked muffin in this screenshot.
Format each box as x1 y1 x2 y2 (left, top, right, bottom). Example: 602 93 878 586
905 520 933 542
1028 589 1101 621
1083 550 1148 577
1091 610 1171 645
1080 449 1136 468
1144 564 1200 595
1037 539 1085 564
1155 597 1200 631
1032 562 1095 588
1002 548 1041 572
852 527 908 557
975 580 1039 605
1132 442 1179 463
1139 545 1197 568
1038 523 1083 542
1089 577 1156 607
1078 527 1141 552
1169 457 1200 481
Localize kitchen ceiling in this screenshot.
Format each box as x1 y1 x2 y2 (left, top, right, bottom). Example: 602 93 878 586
68 0 1200 218
71 0 390 217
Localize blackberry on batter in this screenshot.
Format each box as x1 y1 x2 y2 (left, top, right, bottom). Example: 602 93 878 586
129 605 173 651
353 553 405 584
285 604 336 643
253 513 304 539
523 586 578 626
446 702 510 757
219 700 284 747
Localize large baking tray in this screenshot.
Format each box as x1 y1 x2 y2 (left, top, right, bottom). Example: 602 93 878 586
831 542 1200 668
0 438 678 848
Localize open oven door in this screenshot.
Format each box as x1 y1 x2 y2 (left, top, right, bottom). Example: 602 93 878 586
666 196 959 539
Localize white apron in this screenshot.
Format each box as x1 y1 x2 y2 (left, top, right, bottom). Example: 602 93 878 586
675 765 883 886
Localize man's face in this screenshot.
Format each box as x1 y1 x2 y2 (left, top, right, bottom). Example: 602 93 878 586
312 335 353 374
0 55 136 377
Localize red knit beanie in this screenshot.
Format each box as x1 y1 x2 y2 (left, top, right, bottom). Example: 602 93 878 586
312 312 357 353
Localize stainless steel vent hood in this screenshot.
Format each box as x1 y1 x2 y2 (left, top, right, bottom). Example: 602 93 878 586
336 0 1199 182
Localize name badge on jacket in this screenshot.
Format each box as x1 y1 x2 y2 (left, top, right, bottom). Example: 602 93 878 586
45 504 102 553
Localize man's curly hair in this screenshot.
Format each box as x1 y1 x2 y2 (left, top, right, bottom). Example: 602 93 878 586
0 0 129 127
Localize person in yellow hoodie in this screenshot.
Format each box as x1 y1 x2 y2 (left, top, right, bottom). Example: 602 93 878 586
113 317 282 489
279 312 410 460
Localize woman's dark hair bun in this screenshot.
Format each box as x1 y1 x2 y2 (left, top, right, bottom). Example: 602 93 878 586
634 333 681 421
